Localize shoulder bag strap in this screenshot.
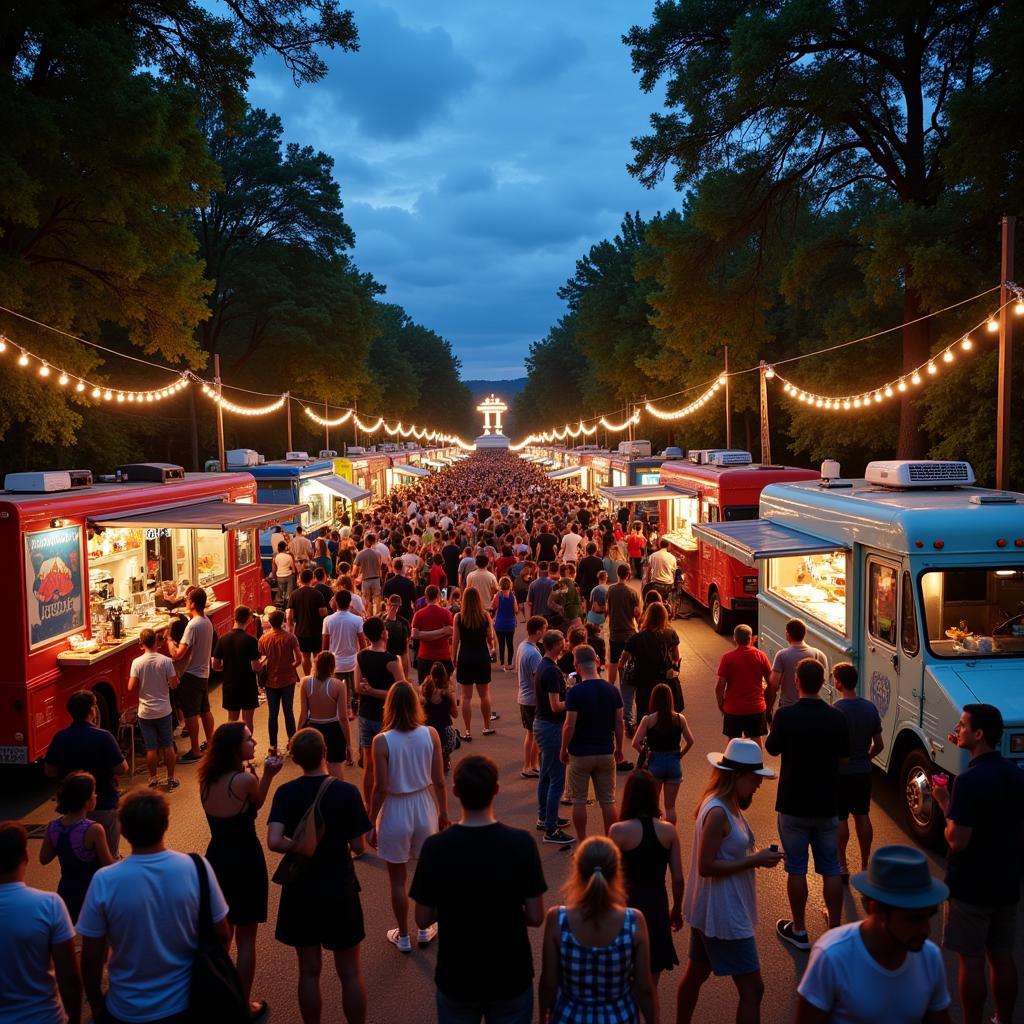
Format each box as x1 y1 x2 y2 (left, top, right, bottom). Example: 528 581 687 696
190 852 213 940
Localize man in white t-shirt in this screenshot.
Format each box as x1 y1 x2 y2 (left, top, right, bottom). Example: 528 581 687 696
323 589 365 716
78 789 229 1024
796 845 951 1024
0 821 81 1024
128 629 179 790
558 525 583 564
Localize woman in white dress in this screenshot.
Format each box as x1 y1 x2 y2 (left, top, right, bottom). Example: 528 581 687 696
369 681 449 953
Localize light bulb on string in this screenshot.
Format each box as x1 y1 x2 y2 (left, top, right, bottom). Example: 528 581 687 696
58 372 68 386
942 350 954 363
961 336 973 350
38 363 50 377
1015 298 1024 315
912 372 921 385
765 366 775 379
18 350 29 367
927 362 937 375
897 380 907 392
0 336 7 353
75 381 85 393
986 318 998 333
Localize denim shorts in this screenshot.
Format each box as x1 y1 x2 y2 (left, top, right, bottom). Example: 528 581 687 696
358 715 383 750
688 928 760 977
648 750 683 783
777 813 841 876
436 986 532 1024
138 713 175 751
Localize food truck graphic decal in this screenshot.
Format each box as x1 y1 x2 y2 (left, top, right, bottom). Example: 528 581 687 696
25 527 84 648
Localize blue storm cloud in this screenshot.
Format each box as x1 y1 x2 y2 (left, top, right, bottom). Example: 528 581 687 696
246 1 679 378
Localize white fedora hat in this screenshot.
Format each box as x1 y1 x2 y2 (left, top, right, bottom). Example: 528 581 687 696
706 738 776 778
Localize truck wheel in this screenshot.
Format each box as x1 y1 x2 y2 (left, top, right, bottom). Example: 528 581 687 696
710 591 731 635
900 747 946 848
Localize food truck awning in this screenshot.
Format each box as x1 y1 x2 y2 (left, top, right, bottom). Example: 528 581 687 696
599 484 697 502
392 464 430 479
90 500 308 533
315 474 372 502
691 519 850 568
422 459 446 469
548 466 584 480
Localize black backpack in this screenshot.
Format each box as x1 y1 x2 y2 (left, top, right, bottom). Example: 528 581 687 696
188 854 250 1024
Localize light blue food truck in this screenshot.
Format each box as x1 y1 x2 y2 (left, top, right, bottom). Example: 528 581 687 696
694 459 1024 845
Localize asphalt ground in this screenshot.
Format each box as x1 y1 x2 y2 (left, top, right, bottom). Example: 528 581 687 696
7 598 1022 1024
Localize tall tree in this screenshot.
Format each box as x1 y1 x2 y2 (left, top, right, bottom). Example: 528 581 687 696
626 0 1000 457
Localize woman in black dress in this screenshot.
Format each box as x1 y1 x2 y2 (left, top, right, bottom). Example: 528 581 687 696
609 768 685 984
199 722 284 1020
452 586 497 741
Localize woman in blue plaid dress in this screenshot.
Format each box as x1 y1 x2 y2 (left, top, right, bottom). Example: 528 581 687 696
539 836 658 1023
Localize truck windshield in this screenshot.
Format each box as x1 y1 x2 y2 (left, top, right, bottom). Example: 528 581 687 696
723 506 759 522
921 568 1024 658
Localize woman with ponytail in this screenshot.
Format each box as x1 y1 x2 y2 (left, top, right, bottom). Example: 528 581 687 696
539 836 658 1023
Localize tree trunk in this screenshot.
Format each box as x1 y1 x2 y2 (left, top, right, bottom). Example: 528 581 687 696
897 283 932 458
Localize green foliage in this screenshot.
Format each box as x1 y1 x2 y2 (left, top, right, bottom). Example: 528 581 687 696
193 107 380 406
624 0 1003 456
0 12 217 449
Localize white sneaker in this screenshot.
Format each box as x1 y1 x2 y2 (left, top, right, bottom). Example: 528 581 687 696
387 928 412 953
417 924 438 947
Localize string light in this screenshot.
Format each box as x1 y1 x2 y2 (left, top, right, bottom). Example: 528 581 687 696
200 383 285 416
304 406 353 428
645 379 723 421
771 297 1019 413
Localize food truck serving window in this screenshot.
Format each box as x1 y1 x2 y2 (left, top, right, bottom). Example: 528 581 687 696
920 568 1024 657
663 494 700 550
767 551 847 633
195 530 228 586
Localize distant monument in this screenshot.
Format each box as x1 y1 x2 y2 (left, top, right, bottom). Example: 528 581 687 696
474 393 510 449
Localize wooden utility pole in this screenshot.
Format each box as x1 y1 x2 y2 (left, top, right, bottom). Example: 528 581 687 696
213 354 225 471
996 215 1016 490
759 361 772 465
285 393 292 453
324 400 330 453
723 345 731 449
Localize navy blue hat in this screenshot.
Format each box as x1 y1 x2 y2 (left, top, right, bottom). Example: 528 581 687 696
852 845 948 909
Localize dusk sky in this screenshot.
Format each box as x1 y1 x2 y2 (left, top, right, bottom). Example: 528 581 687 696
247 0 679 379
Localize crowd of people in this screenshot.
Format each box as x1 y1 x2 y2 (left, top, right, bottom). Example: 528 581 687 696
2 450 1022 1024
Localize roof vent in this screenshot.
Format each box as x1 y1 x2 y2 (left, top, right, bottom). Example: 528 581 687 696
865 460 975 488
319 449 338 459
284 451 310 462
969 492 1019 505
114 463 186 484
4 469 94 493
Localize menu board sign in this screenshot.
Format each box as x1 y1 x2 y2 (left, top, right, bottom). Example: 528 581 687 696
25 526 85 648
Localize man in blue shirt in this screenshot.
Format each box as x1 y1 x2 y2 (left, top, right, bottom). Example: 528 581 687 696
514 616 546 779
533 631 572 846
45 691 128 857
560 644 624 840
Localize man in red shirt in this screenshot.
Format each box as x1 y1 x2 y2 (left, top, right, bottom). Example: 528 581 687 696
411 585 455 684
715 623 773 749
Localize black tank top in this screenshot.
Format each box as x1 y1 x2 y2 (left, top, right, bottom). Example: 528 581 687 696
646 713 683 752
357 649 398 721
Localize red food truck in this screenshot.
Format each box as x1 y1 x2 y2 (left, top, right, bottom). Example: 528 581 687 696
0 463 304 764
657 451 819 633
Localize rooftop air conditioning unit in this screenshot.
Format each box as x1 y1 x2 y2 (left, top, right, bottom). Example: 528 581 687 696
285 451 310 462
115 463 186 484
4 469 94 493
710 450 753 467
617 440 652 457
660 447 685 458
226 448 260 468
319 449 338 459
865 460 976 488
347 446 367 456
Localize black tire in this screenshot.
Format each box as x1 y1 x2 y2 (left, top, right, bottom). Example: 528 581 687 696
900 746 946 848
93 686 117 733
710 590 732 635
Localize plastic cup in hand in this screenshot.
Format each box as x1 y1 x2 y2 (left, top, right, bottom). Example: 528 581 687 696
931 773 949 789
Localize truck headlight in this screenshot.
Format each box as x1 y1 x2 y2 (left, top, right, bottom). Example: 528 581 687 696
1010 735 1024 754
